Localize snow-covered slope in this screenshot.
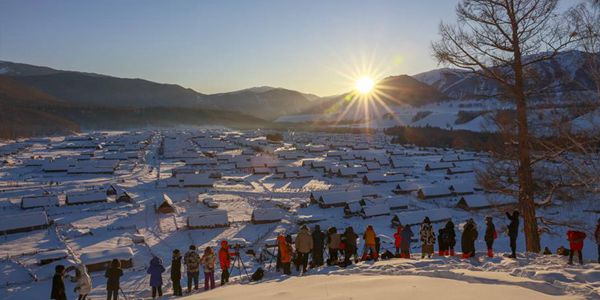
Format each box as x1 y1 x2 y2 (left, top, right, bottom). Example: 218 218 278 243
183 271 584 300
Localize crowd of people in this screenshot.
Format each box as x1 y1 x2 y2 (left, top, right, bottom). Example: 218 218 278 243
49 214 600 299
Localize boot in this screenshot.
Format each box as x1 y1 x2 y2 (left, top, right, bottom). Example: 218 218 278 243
450 249 455 256
461 253 470 259
487 249 493 258
438 250 444 256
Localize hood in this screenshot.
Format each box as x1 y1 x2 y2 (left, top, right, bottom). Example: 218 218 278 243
150 256 161 266
221 240 229 248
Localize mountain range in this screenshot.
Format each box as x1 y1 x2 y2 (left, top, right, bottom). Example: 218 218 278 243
1 50 598 138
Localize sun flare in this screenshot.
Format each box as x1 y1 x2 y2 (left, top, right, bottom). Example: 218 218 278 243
355 76 375 94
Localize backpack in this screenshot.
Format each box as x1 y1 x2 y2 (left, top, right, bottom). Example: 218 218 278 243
251 268 264 281
380 250 394 260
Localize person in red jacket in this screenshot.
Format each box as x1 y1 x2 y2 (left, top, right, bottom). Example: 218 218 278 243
393 225 403 257
567 230 586 265
218 240 233 285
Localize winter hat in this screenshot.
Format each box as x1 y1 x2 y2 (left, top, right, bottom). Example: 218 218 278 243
55 265 65 274
221 240 228 248
314 225 321 231
190 245 196 250
424 217 431 224
173 249 180 255
301 225 308 230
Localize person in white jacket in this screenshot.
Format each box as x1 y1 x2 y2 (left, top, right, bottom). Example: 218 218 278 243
73 264 92 300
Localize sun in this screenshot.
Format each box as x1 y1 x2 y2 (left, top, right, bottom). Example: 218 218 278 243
355 76 375 94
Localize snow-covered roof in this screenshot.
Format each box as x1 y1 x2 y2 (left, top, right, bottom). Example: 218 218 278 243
66 191 107 204
0 211 49 232
80 247 134 266
21 195 59 209
362 203 391 217
384 196 410 209
425 162 455 171
457 195 517 209
417 185 454 199
394 208 452 225
319 190 362 206
188 210 229 228
37 249 69 264
252 208 285 222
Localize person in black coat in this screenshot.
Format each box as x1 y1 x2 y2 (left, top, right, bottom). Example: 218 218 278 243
51 265 67 300
171 249 183 296
343 226 358 266
311 225 326 267
105 259 124 300
445 220 456 256
484 216 496 258
461 219 478 258
506 210 520 258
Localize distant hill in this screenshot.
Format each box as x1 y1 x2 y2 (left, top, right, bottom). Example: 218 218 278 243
0 76 79 139
0 73 269 139
0 61 318 120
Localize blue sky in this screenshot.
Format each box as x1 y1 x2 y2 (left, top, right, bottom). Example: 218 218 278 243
0 0 461 96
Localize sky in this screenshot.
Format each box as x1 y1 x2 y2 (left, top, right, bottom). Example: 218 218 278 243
0 0 461 96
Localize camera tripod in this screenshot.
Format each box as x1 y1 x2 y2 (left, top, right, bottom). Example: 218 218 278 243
229 245 250 282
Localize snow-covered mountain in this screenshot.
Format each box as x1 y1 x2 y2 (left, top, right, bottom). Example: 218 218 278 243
413 50 600 101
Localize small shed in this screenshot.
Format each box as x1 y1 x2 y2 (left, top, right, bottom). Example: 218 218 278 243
108 185 134 203
157 194 176 214
200 197 219 208
0 211 51 235
66 191 107 205
188 210 229 229
344 201 363 218
251 208 284 224
21 195 59 209
80 247 134 272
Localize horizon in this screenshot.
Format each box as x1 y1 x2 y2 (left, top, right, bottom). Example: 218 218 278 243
0 0 465 97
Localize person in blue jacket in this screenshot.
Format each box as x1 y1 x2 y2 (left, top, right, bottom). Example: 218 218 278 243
147 256 165 299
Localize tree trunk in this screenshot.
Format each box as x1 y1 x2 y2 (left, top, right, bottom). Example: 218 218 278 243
512 30 541 254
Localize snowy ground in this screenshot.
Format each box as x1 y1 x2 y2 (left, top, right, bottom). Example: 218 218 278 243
0 129 599 299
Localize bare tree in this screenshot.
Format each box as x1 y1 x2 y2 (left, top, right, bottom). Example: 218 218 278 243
569 0 600 100
432 0 575 252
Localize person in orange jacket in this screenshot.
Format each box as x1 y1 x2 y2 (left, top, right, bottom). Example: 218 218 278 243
567 230 587 265
278 234 292 275
393 224 403 257
218 240 233 285
362 225 378 260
